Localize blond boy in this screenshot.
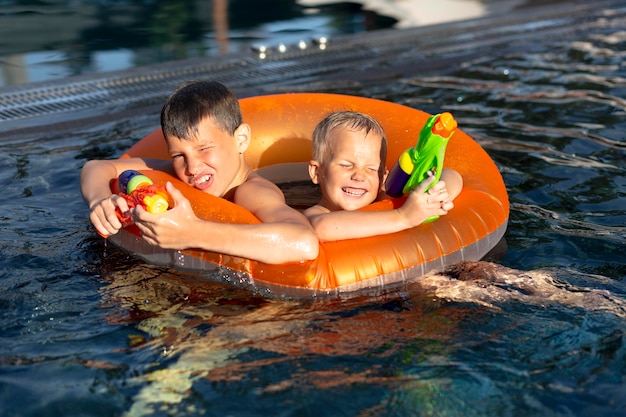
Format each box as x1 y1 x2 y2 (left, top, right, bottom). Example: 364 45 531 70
304 111 462 242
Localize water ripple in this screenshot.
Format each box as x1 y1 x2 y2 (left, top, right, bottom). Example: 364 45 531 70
498 88 626 112
512 203 626 244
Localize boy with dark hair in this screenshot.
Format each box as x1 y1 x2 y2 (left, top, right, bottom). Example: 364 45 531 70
81 80 318 264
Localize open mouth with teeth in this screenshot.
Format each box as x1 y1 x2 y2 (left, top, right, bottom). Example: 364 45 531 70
193 174 213 190
342 187 367 197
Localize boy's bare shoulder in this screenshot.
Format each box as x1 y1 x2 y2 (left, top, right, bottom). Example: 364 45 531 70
303 204 330 218
233 171 284 207
241 171 281 192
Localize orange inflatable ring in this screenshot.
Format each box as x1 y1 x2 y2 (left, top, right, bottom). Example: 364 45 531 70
109 93 509 297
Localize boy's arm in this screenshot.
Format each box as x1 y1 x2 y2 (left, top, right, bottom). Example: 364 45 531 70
234 177 319 261
133 178 319 264
305 207 410 242
304 177 451 242
80 160 122 210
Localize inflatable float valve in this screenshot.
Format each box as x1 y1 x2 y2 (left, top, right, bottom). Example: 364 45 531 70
116 170 170 222
384 112 457 221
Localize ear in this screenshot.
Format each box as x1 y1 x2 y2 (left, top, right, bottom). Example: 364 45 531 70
381 167 389 184
234 123 251 153
380 167 389 193
308 160 321 184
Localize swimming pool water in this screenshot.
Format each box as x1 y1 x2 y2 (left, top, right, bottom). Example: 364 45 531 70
0 0 399 88
1 1 625 416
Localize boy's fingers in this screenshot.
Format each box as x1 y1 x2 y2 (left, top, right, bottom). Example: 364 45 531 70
166 181 186 205
132 205 147 222
113 194 129 213
166 182 196 213
94 219 117 238
415 175 436 193
427 181 446 195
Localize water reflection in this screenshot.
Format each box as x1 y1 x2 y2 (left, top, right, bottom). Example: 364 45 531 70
0 0 536 87
96 254 626 416
0 0 394 87
98 258 466 416
299 0 491 28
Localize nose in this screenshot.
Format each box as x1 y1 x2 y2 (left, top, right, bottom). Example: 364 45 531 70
351 167 366 181
186 155 201 176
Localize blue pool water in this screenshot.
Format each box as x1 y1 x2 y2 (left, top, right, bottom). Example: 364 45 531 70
1 1 625 416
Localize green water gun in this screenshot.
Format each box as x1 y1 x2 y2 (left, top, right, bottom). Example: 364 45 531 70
384 112 457 221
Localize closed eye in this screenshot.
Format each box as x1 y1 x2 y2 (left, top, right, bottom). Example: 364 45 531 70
199 144 218 155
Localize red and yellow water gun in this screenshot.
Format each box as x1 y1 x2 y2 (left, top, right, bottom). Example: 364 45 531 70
116 170 170 223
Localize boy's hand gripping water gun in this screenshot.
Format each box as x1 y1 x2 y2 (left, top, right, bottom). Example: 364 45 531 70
115 170 170 223
384 112 457 222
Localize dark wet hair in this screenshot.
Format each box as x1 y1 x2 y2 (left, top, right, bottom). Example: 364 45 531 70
161 80 242 140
